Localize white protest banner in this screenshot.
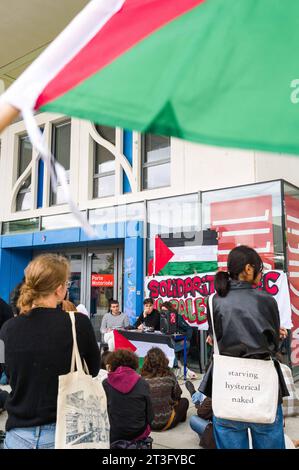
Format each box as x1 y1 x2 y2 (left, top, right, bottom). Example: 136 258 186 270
145 270 292 330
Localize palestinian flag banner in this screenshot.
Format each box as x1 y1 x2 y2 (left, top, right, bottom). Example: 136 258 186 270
148 230 218 276
2 0 299 156
113 329 175 368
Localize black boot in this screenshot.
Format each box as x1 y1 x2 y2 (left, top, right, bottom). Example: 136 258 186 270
185 380 196 398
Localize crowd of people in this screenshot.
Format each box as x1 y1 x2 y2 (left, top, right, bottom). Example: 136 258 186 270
0 246 298 449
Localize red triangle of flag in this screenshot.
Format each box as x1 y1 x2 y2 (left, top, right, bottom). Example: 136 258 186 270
113 330 137 352
155 236 174 274
148 258 154 276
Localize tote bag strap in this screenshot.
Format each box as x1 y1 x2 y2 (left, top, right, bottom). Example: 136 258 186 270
69 311 84 374
208 293 220 355
70 314 90 374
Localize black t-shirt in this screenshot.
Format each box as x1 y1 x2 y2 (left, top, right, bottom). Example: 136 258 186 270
0 308 100 431
135 309 160 331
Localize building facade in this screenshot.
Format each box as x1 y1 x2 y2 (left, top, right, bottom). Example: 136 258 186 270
1 111 299 376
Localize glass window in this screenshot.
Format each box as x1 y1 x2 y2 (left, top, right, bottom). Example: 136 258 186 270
16 176 32 211
89 202 145 238
283 181 299 376
2 218 39 235
41 212 84 231
93 125 116 198
18 135 32 174
142 134 171 190
147 193 200 268
95 125 115 145
90 252 115 316
16 134 33 212
202 181 284 270
89 202 145 226
50 120 71 205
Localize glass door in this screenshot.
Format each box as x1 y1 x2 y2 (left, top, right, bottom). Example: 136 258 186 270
88 250 118 317
33 250 85 307
67 253 83 306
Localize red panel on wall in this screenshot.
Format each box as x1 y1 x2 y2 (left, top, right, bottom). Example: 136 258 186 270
285 195 299 367
210 195 275 271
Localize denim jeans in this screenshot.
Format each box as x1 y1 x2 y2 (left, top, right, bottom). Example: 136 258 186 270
173 340 190 367
4 424 56 449
213 405 285 449
190 415 210 437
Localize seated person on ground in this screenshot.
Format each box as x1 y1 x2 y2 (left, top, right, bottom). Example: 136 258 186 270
102 349 154 446
100 300 129 350
135 298 160 331
185 380 216 449
95 349 112 382
141 347 189 431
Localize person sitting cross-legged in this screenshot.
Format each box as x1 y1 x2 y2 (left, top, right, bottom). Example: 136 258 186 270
102 349 154 448
141 347 189 431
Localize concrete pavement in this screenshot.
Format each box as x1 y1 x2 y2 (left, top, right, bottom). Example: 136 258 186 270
0 379 298 449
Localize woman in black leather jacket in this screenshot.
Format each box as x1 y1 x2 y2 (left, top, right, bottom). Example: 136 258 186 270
200 245 288 449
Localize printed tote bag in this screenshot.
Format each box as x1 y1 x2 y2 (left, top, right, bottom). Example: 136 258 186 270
55 312 110 449
209 294 279 424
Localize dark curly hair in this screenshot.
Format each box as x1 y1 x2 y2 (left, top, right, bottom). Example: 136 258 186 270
106 348 139 372
160 301 177 313
140 347 172 378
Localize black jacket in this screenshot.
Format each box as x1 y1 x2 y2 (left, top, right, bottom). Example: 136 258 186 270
103 367 154 443
0 298 13 330
135 309 160 330
9 282 23 316
0 308 100 431
200 281 288 399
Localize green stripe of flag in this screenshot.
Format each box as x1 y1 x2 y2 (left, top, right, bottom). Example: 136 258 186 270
42 0 299 155
158 261 217 276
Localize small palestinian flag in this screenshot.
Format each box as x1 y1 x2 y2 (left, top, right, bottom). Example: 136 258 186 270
148 230 218 276
113 330 175 368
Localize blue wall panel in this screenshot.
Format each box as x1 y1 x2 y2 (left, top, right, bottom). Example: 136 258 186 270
123 233 144 325
37 159 44 209
0 248 32 302
2 233 33 248
123 130 133 194
79 222 126 242
33 228 81 246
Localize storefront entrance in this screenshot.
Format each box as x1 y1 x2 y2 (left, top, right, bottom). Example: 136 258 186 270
34 246 123 317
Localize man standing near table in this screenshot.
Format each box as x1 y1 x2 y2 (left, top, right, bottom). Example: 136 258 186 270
135 298 160 331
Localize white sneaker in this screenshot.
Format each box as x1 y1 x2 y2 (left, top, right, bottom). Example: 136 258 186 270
186 368 197 380
174 367 183 379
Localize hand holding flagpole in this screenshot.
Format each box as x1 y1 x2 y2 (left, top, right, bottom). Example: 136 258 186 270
0 103 20 134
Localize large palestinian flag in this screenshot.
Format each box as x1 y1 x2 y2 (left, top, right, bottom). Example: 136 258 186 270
2 0 299 155
148 230 218 276
113 329 175 368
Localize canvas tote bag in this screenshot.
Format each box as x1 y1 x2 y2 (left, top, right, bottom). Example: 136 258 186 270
209 294 279 424
55 312 110 449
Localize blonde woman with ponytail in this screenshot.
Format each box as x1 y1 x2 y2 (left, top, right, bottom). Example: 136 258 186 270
0 254 100 449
